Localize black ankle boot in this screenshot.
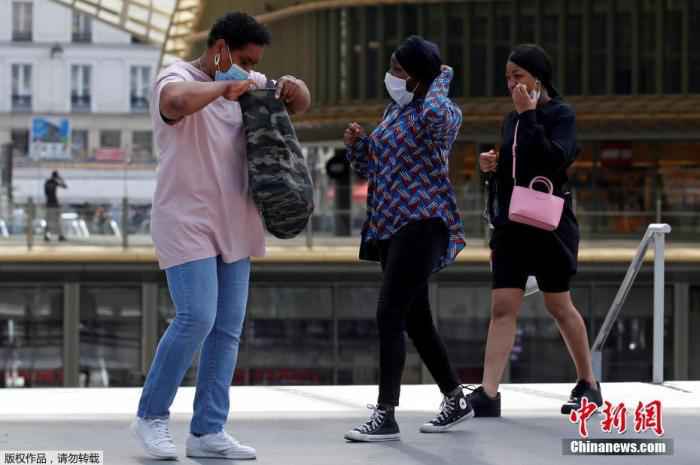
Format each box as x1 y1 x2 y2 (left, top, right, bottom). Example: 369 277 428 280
466 386 501 417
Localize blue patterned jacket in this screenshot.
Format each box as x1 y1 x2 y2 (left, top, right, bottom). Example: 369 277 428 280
346 67 466 270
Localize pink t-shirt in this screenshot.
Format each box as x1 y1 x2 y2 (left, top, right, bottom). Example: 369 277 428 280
150 61 267 269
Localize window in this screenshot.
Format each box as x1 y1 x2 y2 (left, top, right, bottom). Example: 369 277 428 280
12 2 32 42
691 1 700 93
614 8 633 94
80 287 141 387
71 65 92 112
132 131 154 163
365 7 379 100
72 12 92 43
402 4 419 35
130 66 151 111
349 8 361 100
10 129 29 158
639 2 657 94
245 286 335 385
447 6 465 98
541 1 560 93
382 6 400 99
590 2 609 95
664 2 683 94
99 130 121 148
71 129 89 161
0 286 63 387
11 64 32 112
566 5 583 95
470 6 488 97
518 2 536 43
494 2 513 97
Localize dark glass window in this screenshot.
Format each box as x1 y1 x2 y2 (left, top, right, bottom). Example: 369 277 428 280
517 0 536 42
366 7 379 99
0 287 63 387
71 129 88 161
349 9 361 99
245 287 335 385
12 1 32 42
566 15 582 95
448 43 464 97
639 7 656 94
132 131 154 163
80 287 141 387
664 6 683 94
494 3 512 97
691 2 700 92
470 9 487 97
614 12 632 94
403 5 419 35
447 6 465 98
425 5 443 41
72 11 92 43
11 64 32 112
541 2 560 90
10 129 29 158
590 10 608 95
384 5 398 40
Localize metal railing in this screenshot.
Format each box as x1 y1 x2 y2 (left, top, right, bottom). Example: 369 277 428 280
591 223 672 384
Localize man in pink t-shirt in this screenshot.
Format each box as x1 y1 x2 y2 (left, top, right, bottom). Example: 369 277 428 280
131 12 310 461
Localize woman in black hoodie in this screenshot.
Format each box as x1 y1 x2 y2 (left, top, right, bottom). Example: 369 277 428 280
470 44 602 417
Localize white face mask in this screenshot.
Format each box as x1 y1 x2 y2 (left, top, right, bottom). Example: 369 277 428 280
384 73 415 108
528 80 542 101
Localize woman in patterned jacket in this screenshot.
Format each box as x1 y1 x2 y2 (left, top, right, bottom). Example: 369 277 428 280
342 35 471 443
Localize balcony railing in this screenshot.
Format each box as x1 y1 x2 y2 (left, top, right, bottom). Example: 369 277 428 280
11 95 32 112
72 32 92 43
12 30 32 42
1 185 699 249
71 95 91 112
130 96 149 112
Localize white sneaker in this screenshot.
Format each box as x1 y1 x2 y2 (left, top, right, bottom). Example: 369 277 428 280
130 418 178 460
186 431 256 460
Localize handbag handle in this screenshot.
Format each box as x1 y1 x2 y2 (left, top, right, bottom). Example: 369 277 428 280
529 176 554 194
512 119 556 194
512 120 519 182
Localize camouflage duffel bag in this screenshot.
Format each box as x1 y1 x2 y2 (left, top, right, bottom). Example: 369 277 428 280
238 88 314 239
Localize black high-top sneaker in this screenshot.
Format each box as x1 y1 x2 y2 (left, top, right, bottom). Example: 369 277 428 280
561 380 603 415
466 386 501 417
344 405 400 442
420 388 474 433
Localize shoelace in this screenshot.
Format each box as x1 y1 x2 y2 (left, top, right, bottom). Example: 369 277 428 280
150 419 174 446
463 384 478 395
357 404 386 433
435 396 457 423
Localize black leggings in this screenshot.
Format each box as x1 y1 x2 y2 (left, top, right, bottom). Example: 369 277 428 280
376 219 461 407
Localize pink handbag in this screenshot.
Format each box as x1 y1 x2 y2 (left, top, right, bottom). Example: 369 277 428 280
508 120 564 231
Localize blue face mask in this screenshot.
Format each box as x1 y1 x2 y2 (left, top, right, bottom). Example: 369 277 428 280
214 47 249 81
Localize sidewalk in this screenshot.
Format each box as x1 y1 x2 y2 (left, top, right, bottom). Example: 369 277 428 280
1 382 697 465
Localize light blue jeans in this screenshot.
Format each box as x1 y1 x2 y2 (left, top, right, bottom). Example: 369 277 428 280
137 256 250 435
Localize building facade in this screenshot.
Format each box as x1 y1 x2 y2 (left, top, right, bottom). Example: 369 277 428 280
0 0 160 170
188 0 700 240
1 1 699 390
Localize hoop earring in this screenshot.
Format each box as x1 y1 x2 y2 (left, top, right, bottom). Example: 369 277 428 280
213 53 220 71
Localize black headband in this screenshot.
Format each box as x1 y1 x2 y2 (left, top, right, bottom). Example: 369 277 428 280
394 35 442 84
508 44 560 98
